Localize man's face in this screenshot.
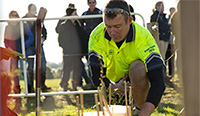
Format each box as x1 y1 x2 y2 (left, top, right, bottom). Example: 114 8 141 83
29 5 37 16
88 0 96 10
104 14 131 42
158 3 164 13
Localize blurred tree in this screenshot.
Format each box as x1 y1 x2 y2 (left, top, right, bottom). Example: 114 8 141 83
46 66 54 79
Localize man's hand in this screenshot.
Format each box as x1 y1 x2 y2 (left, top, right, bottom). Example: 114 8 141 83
110 73 131 95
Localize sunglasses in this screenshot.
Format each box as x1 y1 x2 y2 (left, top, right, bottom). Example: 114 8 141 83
104 8 130 16
11 14 19 18
89 2 96 4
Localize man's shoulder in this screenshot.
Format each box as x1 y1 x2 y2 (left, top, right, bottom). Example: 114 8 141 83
92 22 105 34
82 11 88 15
132 22 153 42
22 14 28 18
133 22 148 33
94 8 102 14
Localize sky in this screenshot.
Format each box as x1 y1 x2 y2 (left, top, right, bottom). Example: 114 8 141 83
0 0 178 64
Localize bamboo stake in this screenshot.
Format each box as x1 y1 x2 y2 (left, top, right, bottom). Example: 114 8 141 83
76 96 80 116
101 86 112 116
98 87 104 115
129 86 132 115
80 93 84 116
109 83 111 107
94 94 100 116
124 81 128 116
101 91 112 116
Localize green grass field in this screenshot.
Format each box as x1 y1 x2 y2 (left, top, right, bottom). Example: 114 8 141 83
14 75 184 116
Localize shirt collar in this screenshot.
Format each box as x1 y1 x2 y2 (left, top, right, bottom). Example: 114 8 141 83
104 23 135 42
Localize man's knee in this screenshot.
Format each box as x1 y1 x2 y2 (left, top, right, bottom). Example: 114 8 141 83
129 60 148 85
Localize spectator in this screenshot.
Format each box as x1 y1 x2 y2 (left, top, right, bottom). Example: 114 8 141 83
23 3 50 92
79 0 103 89
4 10 34 94
3 10 34 112
169 2 181 78
81 0 103 35
150 1 170 60
88 1 166 115
165 7 176 79
56 8 82 91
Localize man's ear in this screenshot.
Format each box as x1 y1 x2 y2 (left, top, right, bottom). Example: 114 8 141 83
128 16 133 24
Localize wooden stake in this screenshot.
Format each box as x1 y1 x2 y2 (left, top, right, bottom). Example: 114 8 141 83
109 83 111 107
124 81 128 116
94 94 100 116
129 86 132 105
80 93 84 116
97 87 104 115
129 86 132 115
101 86 112 116
76 96 80 116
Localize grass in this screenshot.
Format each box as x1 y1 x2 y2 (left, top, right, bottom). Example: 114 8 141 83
12 75 184 116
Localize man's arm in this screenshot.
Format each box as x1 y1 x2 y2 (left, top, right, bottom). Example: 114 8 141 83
140 67 165 115
42 24 47 40
150 11 159 22
89 52 110 87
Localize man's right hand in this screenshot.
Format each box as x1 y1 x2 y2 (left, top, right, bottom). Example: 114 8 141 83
110 74 131 95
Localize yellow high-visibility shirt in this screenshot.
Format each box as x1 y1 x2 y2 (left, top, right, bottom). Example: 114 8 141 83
89 21 164 83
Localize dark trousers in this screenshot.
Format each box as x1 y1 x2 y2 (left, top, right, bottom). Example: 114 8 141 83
26 46 46 92
60 55 81 89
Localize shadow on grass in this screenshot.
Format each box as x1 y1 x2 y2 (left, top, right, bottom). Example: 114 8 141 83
42 96 57 111
25 96 60 113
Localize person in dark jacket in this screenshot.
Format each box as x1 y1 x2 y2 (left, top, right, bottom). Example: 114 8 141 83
150 1 170 60
56 8 82 91
81 0 103 35
23 3 50 92
79 0 103 89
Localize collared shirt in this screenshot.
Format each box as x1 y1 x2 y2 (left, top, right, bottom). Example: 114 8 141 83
89 21 164 82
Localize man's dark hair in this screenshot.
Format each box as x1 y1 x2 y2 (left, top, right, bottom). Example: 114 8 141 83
155 1 163 9
87 0 96 4
104 1 130 21
28 4 35 11
68 3 75 8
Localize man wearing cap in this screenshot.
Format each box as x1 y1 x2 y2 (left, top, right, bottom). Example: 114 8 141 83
88 1 166 115
56 8 82 91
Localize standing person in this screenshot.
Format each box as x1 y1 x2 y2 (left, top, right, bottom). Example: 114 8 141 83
56 8 82 91
81 0 103 35
23 3 50 92
4 10 34 113
4 10 34 93
79 0 103 89
165 7 176 79
88 1 166 115
150 1 170 60
169 2 181 79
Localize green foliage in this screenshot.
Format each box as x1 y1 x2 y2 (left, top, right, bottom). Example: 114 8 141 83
46 66 54 79
47 62 62 69
52 68 62 78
